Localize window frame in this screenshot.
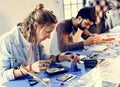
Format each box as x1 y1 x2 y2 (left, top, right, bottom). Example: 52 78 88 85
63 0 87 19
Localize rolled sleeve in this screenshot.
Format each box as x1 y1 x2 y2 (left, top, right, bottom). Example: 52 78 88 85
2 69 15 81
0 54 15 81
0 35 15 81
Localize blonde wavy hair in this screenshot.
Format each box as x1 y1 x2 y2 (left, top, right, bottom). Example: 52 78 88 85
20 4 58 43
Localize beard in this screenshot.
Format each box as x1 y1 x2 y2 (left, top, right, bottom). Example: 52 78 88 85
78 20 86 30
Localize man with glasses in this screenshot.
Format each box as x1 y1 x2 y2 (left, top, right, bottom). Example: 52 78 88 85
50 7 102 55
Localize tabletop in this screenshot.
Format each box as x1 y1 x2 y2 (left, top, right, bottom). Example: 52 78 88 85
0 62 91 87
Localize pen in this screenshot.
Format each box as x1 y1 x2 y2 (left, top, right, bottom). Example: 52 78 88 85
20 65 48 87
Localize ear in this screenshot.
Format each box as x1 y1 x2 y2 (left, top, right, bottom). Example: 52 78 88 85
78 16 82 21
33 22 39 30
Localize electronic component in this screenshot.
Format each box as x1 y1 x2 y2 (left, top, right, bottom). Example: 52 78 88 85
81 54 98 68
46 67 67 75
56 74 76 82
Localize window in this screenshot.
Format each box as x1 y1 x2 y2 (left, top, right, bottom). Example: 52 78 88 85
63 0 87 19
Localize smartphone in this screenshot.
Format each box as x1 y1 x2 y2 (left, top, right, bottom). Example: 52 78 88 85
56 74 76 82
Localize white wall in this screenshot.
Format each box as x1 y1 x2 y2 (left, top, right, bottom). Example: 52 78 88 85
0 0 64 54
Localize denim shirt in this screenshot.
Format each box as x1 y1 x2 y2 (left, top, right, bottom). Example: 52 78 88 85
0 25 50 81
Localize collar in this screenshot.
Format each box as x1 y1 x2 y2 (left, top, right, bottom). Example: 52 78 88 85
71 17 78 34
17 24 32 48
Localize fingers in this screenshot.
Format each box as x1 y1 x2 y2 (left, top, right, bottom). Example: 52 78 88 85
39 66 49 72
75 56 81 63
70 54 80 63
87 36 100 45
93 38 99 45
83 29 91 36
73 56 80 63
69 53 76 61
38 60 51 72
40 63 50 67
70 53 76 59
94 35 103 44
39 60 51 66
39 60 51 64
85 35 103 45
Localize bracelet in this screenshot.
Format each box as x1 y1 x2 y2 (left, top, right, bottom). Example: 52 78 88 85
19 67 24 76
56 55 60 63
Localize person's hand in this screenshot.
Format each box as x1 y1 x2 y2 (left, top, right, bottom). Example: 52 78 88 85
83 36 96 45
31 60 51 72
94 34 103 43
83 29 91 36
83 34 103 45
66 53 80 63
